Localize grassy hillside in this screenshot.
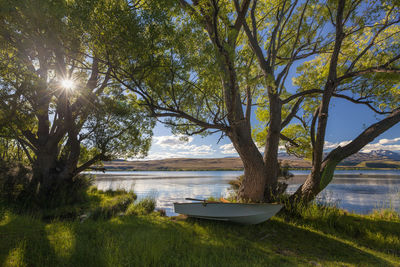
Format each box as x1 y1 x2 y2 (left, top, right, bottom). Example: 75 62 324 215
99 157 400 171
100 157 311 171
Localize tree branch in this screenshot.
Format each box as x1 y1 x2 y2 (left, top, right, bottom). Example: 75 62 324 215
282 89 322 104
281 96 304 129
280 133 300 147
74 153 108 175
338 65 400 81
332 92 392 115
323 108 400 164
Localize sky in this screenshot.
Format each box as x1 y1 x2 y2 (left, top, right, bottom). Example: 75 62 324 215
142 97 400 160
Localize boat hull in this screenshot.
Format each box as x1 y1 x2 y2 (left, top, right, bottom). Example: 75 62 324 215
173 202 283 224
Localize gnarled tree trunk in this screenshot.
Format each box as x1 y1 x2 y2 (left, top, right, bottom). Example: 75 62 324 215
294 108 400 203
263 92 282 201
229 123 267 202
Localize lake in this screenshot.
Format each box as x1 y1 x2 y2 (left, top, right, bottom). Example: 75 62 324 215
92 170 400 216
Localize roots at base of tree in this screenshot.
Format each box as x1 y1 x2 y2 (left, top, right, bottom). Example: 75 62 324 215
26 175 92 209
234 175 289 203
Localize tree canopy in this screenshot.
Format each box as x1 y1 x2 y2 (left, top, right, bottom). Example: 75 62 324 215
105 0 400 202
0 0 155 205
0 0 399 206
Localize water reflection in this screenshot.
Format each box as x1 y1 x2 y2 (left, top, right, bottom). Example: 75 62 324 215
93 170 400 216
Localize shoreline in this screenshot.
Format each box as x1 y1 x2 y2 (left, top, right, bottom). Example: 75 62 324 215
94 167 400 172
92 172 400 181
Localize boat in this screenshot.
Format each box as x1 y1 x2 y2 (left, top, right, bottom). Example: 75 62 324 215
173 198 283 225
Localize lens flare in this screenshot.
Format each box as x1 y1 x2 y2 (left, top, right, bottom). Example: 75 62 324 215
60 79 75 90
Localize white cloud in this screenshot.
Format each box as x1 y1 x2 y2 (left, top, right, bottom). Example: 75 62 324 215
324 140 351 150
361 143 400 153
378 137 400 145
219 143 238 155
220 143 284 154
145 135 215 159
178 145 215 155
141 152 182 161
325 137 400 152
153 135 194 149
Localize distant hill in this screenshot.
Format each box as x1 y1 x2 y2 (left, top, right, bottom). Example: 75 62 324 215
99 150 400 171
101 158 246 171
340 150 400 166
369 150 400 160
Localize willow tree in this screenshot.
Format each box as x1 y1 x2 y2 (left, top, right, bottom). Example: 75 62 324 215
105 0 399 203
0 0 154 206
110 0 333 202
289 0 400 202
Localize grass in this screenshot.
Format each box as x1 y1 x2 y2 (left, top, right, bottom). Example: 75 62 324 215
1 195 399 267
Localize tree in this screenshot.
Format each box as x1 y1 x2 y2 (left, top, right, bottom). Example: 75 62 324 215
171 0 400 203
45 0 398 205
289 0 400 202
111 0 333 202
0 0 154 206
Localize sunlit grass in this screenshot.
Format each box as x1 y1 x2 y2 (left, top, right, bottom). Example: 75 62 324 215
0 195 399 266
46 224 76 260
4 240 26 267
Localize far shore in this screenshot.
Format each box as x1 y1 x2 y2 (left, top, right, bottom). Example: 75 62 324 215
92 172 400 181
92 167 400 172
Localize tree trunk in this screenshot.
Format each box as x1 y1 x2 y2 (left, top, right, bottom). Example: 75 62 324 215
293 109 400 203
289 0 346 204
263 92 282 201
207 8 282 202
29 136 81 206
231 124 267 202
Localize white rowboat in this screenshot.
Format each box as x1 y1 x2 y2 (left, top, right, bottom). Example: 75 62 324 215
174 199 283 225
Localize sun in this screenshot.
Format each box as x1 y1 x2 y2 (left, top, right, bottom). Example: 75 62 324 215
60 79 75 90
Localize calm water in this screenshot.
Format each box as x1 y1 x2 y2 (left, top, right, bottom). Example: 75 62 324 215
92 170 400 216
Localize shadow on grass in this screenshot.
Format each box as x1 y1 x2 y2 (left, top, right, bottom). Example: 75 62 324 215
187 217 396 266
0 214 398 266
0 213 58 266
286 212 400 257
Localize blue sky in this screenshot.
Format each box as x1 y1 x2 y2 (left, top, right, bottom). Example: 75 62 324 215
143 98 400 160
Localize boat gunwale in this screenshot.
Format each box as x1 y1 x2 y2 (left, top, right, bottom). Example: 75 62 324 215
183 211 279 218
173 202 283 206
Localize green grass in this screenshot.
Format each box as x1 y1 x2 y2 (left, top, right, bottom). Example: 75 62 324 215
1 199 399 267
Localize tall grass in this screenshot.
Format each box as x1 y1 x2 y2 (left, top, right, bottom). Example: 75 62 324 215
1 202 399 267
125 197 156 216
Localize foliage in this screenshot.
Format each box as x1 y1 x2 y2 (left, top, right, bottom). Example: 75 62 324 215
37 188 138 221
0 138 31 164
228 175 244 195
90 191 137 220
0 160 31 204
0 163 93 213
254 1 400 160
125 197 156 216
288 0 400 202
1 0 399 205
364 162 400 168
0 0 156 206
